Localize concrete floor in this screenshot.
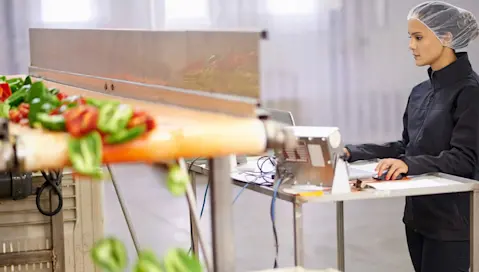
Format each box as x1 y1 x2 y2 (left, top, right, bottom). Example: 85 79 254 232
103 163 414 272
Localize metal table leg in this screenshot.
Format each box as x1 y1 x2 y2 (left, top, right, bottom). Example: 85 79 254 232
470 189 479 272
209 157 236 272
189 171 200 256
336 201 345 271
293 199 304 266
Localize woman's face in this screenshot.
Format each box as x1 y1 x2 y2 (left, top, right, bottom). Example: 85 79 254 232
408 19 445 66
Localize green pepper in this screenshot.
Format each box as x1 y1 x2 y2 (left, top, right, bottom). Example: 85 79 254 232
5 84 30 107
98 103 133 134
24 76 32 85
86 97 119 108
134 250 164 272
6 78 22 85
28 97 44 126
45 93 60 108
48 87 59 95
90 237 128 272
68 131 103 178
37 113 66 131
163 248 202 272
0 76 6 82
6 78 23 94
166 164 190 197
26 81 47 103
0 103 10 118
105 125 146 145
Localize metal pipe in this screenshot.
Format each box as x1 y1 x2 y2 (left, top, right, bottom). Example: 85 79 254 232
209 157 236 272
470 189 479 272
179 159 213 272
293 200 304 266
188 171 200 256
336 201 345 271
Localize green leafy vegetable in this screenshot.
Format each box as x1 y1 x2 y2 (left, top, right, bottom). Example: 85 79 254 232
68 131 103 178
90 237 128 272
166 164 190 197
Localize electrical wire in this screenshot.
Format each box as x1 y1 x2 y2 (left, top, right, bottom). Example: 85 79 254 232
270 177 283 269
188 156 276 254
36 169 64 216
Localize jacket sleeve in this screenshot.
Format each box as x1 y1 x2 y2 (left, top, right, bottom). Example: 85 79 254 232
399 86 479 178
345 99 410 163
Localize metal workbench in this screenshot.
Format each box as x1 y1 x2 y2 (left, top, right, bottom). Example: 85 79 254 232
188 159 479 272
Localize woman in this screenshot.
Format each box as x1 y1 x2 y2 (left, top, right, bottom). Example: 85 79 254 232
343 2 479 271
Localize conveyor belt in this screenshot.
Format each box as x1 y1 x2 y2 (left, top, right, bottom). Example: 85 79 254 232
6 78 295 172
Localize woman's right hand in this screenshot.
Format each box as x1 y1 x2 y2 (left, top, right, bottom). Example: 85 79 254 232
343 148 350 160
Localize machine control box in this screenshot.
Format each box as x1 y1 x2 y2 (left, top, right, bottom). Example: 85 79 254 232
0 172 33 200
275 126 343 188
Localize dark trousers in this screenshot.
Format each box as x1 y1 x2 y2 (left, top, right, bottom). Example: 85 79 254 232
405 226 470 272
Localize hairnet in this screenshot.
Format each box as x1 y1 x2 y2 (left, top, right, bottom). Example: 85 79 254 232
407 1 479 49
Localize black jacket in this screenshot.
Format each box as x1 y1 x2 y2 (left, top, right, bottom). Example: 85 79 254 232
346 52 479 241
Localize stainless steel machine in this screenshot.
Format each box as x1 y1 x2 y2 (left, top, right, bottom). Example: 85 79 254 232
274 126 344 189
0 28 295 272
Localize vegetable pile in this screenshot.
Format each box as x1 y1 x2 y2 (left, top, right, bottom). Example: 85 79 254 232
1 76 203 271
0 76 156 178
91 237 202 272
89 165 202 272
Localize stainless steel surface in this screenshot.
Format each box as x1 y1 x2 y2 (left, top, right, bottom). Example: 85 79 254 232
107 165 141 255
263 120 297 150
336 201 345 272
300 172 479 204
275 127 342 188
28 68 259 117
190 160 479 271
179 159 213 272
29 28 262 98
28 28 264 117
209 157 236 272
471 189 479 272
266 108 296 126
189 170 200 256
293 201 304 267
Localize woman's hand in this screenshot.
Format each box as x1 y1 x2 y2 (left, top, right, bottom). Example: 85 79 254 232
343 148 350 160
375 158 409 180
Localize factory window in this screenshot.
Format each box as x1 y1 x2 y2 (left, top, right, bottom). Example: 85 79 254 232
41 0 94 23
165 0 209 20
266 0 343 15
266 0 317 15
164 0 210 28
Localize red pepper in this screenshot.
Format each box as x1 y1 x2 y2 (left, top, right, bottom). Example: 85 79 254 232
50 104 69 116
57 93 68 101
9 109 21 123
64 105 99 138
0 83 12 102
77 97 87 105
127 110 156 132
18 103 30 118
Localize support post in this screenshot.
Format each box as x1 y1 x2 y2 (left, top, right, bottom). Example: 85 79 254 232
209 157 235 272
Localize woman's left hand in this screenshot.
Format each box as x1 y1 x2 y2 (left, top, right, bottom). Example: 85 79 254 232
375 158 409 180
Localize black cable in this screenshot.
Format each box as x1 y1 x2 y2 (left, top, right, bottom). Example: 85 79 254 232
271 177 283 269
188 157 202 174
36 169 63 216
